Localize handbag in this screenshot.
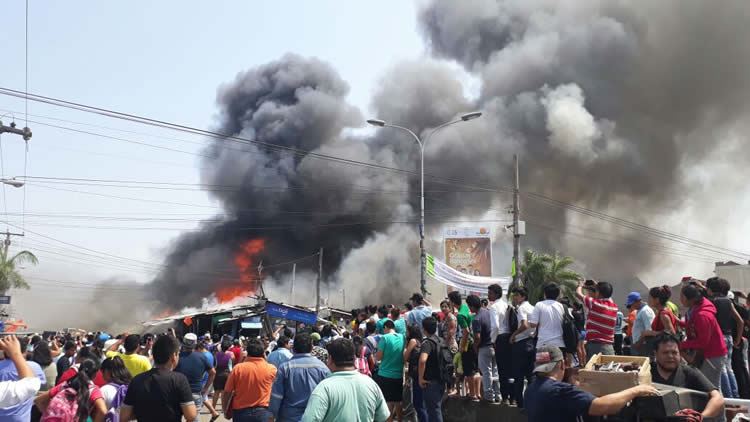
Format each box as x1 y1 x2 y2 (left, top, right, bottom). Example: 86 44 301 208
223 392 234 420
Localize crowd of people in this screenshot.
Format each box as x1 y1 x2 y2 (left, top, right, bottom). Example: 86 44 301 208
1 275 749 421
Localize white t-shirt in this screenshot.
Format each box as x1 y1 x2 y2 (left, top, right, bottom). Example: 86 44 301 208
100 383 119 410
529 300 565 347
489 298 509 342
515 301 536 341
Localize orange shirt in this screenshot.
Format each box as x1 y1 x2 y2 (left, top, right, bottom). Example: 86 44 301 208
627 309 637 338
225 357 277 409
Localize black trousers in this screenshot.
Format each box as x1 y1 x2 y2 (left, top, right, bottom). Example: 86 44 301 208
494 333 514 401
511 336 535 407
732 338 750 399
614 333 624 355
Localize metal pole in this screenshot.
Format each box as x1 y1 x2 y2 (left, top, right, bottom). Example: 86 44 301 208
512 154 520 286
290 263 296 304
316 248 323 316
420 144 427 297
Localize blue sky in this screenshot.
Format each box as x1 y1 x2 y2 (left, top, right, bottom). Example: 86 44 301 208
0 1 426 324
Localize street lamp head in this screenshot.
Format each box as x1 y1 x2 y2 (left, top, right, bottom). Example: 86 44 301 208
460 111 482 121
1 179 24 188
366 119 386 127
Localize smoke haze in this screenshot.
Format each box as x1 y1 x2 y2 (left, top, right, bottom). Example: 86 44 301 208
144 0 750 313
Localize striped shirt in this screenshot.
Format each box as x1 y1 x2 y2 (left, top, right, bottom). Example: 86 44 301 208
583 296 618 344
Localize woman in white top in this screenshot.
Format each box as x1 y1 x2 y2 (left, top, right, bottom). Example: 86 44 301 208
99 356 131 413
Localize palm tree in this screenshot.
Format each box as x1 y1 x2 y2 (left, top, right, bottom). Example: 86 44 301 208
0 243 38 294
518 249 581 303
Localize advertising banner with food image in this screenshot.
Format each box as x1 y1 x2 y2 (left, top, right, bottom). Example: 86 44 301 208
443 226 492 277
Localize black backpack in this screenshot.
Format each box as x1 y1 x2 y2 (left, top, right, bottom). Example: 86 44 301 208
561 308 579 351
506 305 519 333
425 337 456 385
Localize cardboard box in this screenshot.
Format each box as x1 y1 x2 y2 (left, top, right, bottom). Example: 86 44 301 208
578 354 651 396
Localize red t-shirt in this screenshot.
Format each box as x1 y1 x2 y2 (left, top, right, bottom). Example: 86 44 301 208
652 308 677 332
57 367 78 386
583 296 618 344
229 346 243 363
49 381 103 408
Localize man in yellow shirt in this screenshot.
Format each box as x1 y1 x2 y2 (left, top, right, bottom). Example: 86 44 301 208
106 334 152 377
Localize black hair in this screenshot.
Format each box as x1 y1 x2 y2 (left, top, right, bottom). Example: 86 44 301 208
544 283 560 300
211 334 220 343
31 341 53 368
153 334 179 366
466 294 481 310
366 320 376 335
682 283 704 302
512 286 529 299
596 281 613 298
378 306 389 316
66 358 99 422
389 307 400 319
422 316 438 335
352 335 365 355
404 303 414 311
123 335 140 353
649 285 672 305
101 356 132 385
76 346 93 362
383 320 395 330
327 338 355 366
277 336 291 349
63 341 77 352
246 338 265 358
411 294 425 306
407 323 423 342
559 296 572 308
321 325 333 338
293 333 313 354
30 335 42 347
488 284 503 298
653 334 681 351
283 327 294 339
706 277 731 296
448 291 462 307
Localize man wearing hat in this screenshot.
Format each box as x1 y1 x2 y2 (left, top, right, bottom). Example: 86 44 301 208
407 293 433 329
628 292 655 357
175 333 216 422
524 345 658 422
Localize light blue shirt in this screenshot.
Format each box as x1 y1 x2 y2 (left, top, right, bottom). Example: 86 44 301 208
270 353 331 422
267 347 294 369
632 303 655 343
0 359 46 422
406 305 433 329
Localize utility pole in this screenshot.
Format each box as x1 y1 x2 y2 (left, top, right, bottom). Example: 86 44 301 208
290 263 296 304
0 121 32 141
257 260 266 300
315 248 323 316
512 154 521 286
2 231 24 258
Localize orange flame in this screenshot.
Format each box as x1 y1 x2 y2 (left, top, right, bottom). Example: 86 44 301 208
216 238 265 303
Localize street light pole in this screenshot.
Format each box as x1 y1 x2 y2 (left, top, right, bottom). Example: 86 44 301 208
367 112 482 297
0 178 24 188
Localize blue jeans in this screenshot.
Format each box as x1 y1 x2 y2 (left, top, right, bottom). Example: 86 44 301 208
191 393 204 422
234 407 273 422
423 381 444 422
478 345 500 401
721 335 739 398
411 376 428 422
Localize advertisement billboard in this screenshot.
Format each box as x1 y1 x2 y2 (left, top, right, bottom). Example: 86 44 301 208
444 227 492 277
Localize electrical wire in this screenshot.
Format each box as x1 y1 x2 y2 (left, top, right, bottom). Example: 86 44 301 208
0 135 7 227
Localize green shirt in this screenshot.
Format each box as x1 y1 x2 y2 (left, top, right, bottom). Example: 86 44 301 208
376 317 389 334
457 304 473 329
301 370 390 422
377 332 405 379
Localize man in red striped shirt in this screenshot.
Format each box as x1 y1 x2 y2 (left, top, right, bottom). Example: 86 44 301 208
576 280 618 359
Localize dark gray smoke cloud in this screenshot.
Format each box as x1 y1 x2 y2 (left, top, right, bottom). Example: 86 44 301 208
148 1 750 310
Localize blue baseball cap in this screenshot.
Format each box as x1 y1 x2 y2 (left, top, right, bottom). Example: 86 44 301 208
98 333 111 342
626 292 642 307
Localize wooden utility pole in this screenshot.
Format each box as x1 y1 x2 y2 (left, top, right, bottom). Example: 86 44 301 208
315 248 323 316
2 231 24 258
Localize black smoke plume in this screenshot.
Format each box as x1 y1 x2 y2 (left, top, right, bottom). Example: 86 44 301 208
149 1 750 310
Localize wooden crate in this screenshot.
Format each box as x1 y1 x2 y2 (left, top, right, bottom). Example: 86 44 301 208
578 354 651 396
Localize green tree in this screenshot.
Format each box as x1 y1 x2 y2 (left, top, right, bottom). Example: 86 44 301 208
0 243 38 294
518 248 581 303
